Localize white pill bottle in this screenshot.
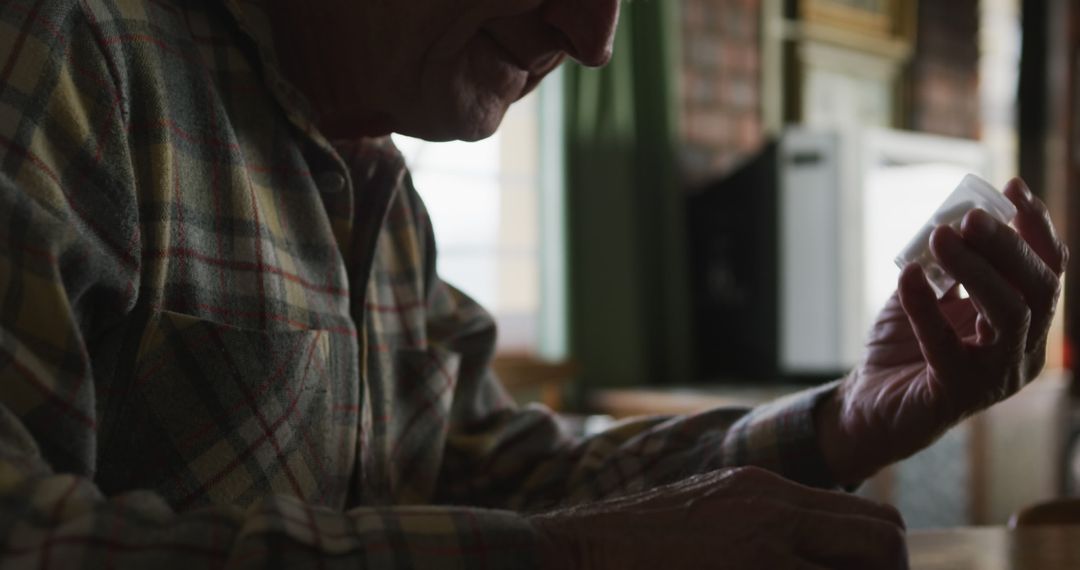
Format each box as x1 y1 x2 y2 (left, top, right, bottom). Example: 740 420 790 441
894 174 1018 298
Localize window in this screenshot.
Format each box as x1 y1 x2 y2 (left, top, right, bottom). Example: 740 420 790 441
392 72 566 356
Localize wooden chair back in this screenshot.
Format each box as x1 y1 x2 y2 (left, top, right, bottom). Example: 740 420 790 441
1009 498 1080 528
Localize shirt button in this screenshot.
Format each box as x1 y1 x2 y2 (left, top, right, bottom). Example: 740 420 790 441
316 171 346 193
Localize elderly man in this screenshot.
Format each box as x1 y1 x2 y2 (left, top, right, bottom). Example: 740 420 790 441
0 0 1066 568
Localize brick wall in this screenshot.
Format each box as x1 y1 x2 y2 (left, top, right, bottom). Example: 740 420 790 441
680 0 764 182
909 0 981 139
678 0 982 183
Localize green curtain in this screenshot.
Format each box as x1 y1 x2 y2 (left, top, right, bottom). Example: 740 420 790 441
564 0 693 391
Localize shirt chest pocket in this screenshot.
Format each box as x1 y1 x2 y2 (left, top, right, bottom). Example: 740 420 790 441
359 345 461 504
97 310 359 511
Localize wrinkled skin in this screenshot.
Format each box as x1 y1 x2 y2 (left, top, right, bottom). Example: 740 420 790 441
818 178 1069 484
529 180 1066 570
270 0 1069 566
269 0 619 141
531 467 908 570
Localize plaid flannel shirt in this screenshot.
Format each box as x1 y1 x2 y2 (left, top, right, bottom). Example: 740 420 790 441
0 0 840 567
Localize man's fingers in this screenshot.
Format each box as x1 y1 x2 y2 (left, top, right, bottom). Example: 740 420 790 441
682 468 907 538
959 208 1061 346
1003 178 1069 276
930 225 1030 351
721 467 907 528
898 263 965 376
789 508 909 570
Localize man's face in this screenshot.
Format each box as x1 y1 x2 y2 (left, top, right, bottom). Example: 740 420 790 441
275 0 620 141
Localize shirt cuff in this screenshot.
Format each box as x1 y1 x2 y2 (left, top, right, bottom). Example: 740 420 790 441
721 380 843 489
243 498 542 569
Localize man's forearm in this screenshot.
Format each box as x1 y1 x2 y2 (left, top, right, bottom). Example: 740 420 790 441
1 463 542 569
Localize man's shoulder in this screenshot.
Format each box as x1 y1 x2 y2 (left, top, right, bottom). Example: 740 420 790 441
0 0 226 51
0 0 157 32
0 0 185 69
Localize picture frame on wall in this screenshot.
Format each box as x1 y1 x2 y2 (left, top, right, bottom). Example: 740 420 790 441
763 0 918 131
799 0 916 41
772 0 918 128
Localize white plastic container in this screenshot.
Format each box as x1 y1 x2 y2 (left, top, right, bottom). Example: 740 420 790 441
894 174 1017 298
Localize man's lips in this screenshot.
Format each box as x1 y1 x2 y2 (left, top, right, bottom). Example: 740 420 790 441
481 29 562 76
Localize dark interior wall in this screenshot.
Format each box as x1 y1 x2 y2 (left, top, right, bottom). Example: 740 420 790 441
1019 0 1074 375
1056 0 1080 385
909 0 982 139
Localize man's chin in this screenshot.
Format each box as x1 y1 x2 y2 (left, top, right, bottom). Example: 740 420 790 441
452 113 504 142
409 59 524 141
398 100 510 142
315 104 505 143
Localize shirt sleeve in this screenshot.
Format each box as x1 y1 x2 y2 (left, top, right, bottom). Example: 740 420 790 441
0 155 540 570
412 208 841 514
429 279 841 513
0 399 538 569
0 2 540 568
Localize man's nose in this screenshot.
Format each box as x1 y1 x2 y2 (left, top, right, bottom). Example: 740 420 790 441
542 0 620 67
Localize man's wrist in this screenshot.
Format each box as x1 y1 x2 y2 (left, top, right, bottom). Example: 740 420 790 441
813 386 871 487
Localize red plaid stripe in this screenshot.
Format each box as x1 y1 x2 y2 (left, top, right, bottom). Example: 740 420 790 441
0 0 840 567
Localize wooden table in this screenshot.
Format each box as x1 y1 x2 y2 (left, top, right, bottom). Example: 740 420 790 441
909 527 1080 569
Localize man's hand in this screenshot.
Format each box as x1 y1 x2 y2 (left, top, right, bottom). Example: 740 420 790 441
531 467 907 569
817 178 1069 485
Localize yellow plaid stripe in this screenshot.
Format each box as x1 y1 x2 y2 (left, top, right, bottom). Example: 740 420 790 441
0 0 838 566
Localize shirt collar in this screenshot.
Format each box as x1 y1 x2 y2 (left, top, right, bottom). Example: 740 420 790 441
219 0 340 156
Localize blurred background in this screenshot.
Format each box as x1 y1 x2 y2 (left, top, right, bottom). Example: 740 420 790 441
393 0 1080 529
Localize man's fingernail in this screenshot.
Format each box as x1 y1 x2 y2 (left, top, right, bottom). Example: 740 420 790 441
932 225 962 253
964 209 996 238
902 263 932 293
1017 178 1034 201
